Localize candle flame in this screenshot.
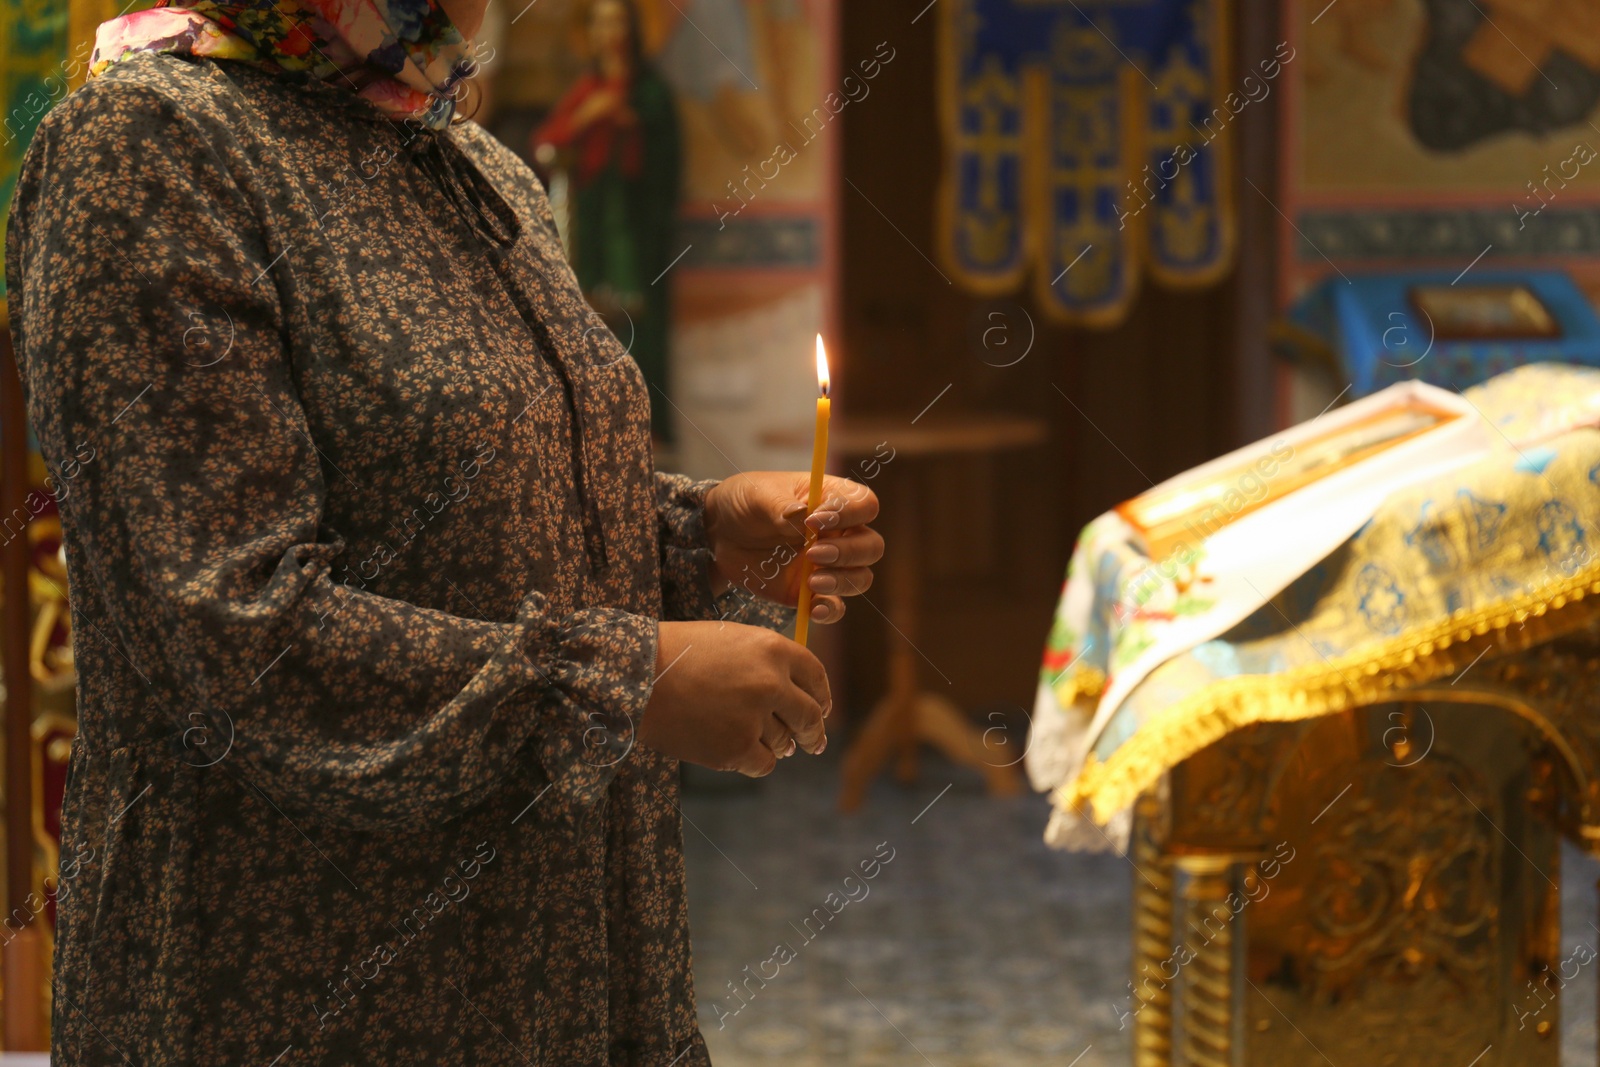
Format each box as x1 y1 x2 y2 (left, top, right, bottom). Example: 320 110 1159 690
815 334 830 398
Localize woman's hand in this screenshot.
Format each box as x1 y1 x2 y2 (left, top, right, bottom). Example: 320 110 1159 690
640 621 830 775
704 472 883 625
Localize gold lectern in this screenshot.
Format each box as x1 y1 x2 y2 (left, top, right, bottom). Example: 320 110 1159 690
1128 625 1600 1067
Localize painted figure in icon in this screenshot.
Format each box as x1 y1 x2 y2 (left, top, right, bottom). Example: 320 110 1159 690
533 0 681 443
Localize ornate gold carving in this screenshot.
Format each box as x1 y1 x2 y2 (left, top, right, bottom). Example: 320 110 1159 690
1168 723 1296 850
1468 625 1600 840
1138 632 1593 1065
1131 793 1175 1067
1177 857 1235 1067
1241 707 1557 1066
1304 759 1494 993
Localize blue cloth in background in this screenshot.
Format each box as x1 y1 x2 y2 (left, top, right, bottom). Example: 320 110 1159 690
1287 270 1600 396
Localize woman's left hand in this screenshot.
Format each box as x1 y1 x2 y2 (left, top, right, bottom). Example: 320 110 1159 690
704 472 884 624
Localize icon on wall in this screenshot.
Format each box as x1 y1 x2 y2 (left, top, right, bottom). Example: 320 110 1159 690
532 0 683 444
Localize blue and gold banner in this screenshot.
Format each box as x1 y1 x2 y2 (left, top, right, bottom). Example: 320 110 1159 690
938 0 1237 327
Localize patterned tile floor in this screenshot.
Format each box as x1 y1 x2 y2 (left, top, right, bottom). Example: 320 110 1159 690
683 751 1600 1067
683 754 1131 1067
1559 856 1600 1065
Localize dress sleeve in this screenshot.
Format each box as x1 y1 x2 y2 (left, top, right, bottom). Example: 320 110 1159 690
5 81 656 831
654 472 720 621
654 472 796 632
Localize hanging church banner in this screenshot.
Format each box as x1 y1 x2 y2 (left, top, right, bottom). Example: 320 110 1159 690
938 0 1238 328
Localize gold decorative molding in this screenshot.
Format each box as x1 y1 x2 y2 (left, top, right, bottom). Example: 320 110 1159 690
1176 856 1235 1067
1130 794 1174 1067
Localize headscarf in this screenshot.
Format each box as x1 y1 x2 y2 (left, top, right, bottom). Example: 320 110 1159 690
88 0 477 129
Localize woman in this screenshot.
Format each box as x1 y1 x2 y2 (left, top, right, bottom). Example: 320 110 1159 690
533 0 679 444
2 1 881 1063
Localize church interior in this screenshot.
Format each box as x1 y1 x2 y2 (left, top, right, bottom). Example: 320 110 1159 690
9 0 1600 1064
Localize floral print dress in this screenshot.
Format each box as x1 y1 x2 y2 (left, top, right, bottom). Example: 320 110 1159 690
4 48 775 1067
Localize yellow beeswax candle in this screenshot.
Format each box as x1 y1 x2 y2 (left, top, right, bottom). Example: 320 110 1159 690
794 335 831 647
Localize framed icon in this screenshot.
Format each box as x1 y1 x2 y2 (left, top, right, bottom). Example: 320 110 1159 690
1409 284 1562 341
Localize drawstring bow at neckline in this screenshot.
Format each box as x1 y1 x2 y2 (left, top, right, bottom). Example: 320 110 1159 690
405 133 612 576
406 133 518 249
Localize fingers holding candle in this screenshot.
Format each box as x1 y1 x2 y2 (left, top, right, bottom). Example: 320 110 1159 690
800 586 868 625
799 520 882 623
798 478 882 625
807 566 875 595
701 471 883 624
803 478 881 533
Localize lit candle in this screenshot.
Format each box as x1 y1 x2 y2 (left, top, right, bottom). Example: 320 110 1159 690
794 334 831 647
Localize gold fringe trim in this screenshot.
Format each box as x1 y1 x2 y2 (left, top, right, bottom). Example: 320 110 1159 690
1050 663 1106 709
1056 560 1600 825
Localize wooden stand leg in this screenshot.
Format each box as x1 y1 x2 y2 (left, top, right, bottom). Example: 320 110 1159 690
890 630 920 788
911 692 1024 797
1178 857 1236 1067
838 690 911 812
1132 795 1176 1067
837 463 1023 811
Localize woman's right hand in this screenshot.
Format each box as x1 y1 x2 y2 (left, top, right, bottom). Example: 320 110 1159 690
639 621 830 776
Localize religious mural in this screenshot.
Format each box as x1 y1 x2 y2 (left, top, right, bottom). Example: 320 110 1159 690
531 0 683 443
1 0 72 303
1283 0 1600 303
936 0 1238 328
1405 0 1600 151
657 0 834 480
513 0 831 472
4 0 140 306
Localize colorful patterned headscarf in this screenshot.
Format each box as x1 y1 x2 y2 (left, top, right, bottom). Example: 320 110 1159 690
88 0 477 129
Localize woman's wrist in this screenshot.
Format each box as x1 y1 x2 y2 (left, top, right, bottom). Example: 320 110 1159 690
701 480 726 544
701 481 732 589
708 560 731 599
